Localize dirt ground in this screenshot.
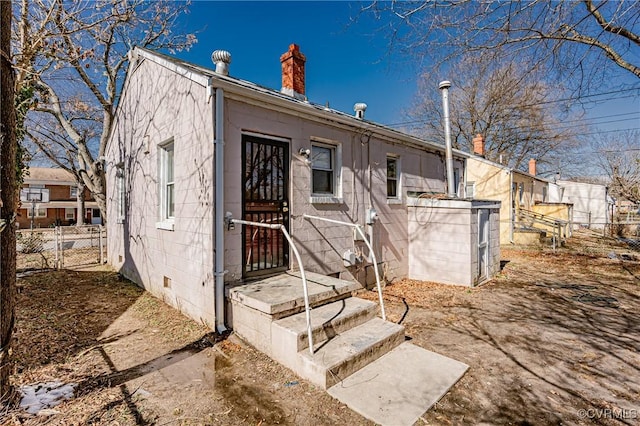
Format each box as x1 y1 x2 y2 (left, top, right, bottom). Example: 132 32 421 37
2 229 639 425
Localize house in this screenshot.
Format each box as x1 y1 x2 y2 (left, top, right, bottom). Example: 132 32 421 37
557 179 610 229
466 135 572 244
106 45 500 406
17 167 101 229
106 45 502 331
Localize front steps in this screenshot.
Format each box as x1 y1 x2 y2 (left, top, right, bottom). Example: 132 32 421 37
228 271 470 425
227 271 404 389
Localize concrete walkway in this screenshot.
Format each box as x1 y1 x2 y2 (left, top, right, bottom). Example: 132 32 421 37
329 342 469 426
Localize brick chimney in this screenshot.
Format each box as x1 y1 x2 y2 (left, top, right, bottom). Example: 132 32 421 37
529 158 537 176
280 44 306 100
472 134 485 156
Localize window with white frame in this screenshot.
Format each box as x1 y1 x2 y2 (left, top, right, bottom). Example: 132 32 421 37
116 166 125 223
311 142 336 196
27 207 47 218
518 182 525 206
453 168 461 197
466 181 476 198
70 186 78 198
65 208 75 220
387 155 399 199
158 139 175 223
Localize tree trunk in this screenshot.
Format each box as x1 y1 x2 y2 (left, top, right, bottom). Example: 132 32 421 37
0 0 17 401
76 182 85 226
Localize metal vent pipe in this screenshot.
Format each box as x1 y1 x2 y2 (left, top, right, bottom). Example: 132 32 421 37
439 80 456 197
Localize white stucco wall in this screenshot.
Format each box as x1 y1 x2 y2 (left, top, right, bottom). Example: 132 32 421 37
407 199 501 286
220 97 464 285
558 180 609 229
107 57 216 327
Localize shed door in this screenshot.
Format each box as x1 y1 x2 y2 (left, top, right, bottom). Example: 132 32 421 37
478 209 490 282
242 135 290 278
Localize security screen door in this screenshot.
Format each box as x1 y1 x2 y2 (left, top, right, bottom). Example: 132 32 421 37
241 135 290 278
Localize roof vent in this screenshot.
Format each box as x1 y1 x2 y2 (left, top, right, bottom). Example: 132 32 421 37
354 103 367 119
211 50 231 76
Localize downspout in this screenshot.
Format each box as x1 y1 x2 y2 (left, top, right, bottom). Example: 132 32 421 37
509 170 514 244
213 84 227 334
211 50 231 334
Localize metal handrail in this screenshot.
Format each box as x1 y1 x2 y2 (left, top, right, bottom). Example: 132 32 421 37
303 214 386 321
230 218 315 354
517 209 568 251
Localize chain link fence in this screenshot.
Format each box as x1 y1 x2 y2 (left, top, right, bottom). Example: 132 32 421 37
564 228 640 260
16 225 107 270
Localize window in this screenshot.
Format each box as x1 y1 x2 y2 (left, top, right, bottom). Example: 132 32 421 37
518 183 525 206
453 168 461 197
29 184 44 189
466 182 476 198
65 208 75 220
116 166 125 223
311 143 338 194
157 139 175 229
70 186 78 198
387 156 399 199
309 138 342 203
26 207 47 218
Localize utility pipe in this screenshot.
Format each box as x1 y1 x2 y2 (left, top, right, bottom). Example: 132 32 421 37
439 81 456 198
210 81 227 334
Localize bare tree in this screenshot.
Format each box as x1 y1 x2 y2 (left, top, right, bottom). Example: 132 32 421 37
13 0 196 222
404 53 582 172
0 0 17 400
590 130 640 204
363 1 640 92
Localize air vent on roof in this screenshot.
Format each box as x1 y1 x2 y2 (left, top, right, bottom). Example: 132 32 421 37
354 103 367 119
211 50 231 76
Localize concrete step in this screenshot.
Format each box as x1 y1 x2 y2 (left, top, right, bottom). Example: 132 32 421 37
227 271 363 319
271 298 378 365
297 318 405 389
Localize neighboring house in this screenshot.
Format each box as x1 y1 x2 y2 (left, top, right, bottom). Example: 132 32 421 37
17 167 100 229
557 180 610 229
466 135 571 244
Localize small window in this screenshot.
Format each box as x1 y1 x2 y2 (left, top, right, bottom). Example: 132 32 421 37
453 168 461 197
158 139 175 223
387 156 399 199
65 208 75 220
466 182 476 199
29 184 45 189
27 207 47 218
311 143 335 195
70 186 78 198
519 183 525 206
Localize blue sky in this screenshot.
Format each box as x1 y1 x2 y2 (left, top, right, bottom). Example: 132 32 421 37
174 1 427 126
172 1 640 135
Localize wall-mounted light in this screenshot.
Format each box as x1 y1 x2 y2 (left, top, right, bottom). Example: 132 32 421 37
298 147 311 158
